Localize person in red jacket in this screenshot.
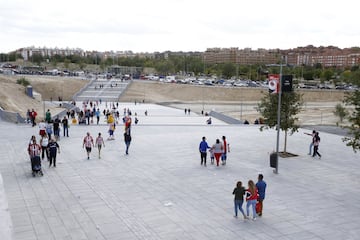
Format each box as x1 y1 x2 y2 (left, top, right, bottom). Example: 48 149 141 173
246 180 258 220
31 109 37 127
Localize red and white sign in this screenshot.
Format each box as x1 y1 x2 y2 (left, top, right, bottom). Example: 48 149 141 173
268 74 280 94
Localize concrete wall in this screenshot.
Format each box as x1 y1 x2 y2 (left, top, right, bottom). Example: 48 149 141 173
0 109 25 123
0 174 13 240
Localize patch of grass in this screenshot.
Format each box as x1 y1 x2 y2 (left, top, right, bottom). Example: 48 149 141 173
16 77 30 87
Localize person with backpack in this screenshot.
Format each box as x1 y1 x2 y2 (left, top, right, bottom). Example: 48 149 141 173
83 132 94 160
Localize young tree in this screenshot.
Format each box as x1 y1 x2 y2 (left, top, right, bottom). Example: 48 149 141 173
256 91 303 153
333 103 348 123
222 63 236 79
342 90 360 152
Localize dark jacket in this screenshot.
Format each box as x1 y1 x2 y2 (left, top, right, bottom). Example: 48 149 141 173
232 187 245 201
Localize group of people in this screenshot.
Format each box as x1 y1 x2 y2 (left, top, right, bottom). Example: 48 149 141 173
26 109 38 127
28 134 60 168
199 136 268 220
305 130 322 158
82 115 132 160
37 116 70 141
199 136 229 166
28 101 134 168
232 174 267 220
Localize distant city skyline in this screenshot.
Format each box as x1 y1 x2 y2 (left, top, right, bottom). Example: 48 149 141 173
1 0 359 53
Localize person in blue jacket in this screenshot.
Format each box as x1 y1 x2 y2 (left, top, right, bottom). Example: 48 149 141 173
199 136 211 166
256 174 267 217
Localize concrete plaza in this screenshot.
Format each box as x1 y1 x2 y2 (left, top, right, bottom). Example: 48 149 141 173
0 102 359 240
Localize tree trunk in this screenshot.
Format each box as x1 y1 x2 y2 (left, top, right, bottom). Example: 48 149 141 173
283 130 288 153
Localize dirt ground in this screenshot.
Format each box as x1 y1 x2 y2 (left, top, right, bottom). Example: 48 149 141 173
0 76 349 125
0 75 88 119
120 81 349 125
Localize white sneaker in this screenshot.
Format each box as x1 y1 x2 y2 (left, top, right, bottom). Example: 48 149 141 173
252 217 256 221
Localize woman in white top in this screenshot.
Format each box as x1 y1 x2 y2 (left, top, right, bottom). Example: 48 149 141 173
40 134 49 160
39 120 46 137
212 139 223 166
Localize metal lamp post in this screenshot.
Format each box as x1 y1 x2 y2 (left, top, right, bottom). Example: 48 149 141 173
274 62 283 174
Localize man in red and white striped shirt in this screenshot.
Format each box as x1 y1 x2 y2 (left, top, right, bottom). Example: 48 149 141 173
83 132 94 160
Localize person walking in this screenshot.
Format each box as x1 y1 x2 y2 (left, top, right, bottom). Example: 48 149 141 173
45 109 52 123
199 136 211 166
312 132 321 159
28 137 42 174
83 132 94 160
62 116 69 137
124 128 132 155
47 138 60 167
209 148 214 165
232 181 247 219
221 136 230 165
30 109 37 127
108 122 116 140
212 139 223 167
40 134 49 160
95 108 101 125
95 133 105 159
46 122 53 140
38 120 46 137
255 174 267 217
246 180 258 220
53 116 61 141
28 137 41 160
304 130 316 155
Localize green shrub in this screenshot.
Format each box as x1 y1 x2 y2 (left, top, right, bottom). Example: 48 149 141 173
16 77 30 86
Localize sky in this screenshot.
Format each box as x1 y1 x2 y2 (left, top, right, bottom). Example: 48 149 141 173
1 0 359 53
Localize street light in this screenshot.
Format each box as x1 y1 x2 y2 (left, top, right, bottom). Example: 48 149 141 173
273 56 290 174
274 62 283 174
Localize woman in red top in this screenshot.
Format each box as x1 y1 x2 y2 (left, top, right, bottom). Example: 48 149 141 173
246 180 258 220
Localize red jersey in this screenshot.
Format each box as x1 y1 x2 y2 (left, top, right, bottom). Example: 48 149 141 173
246 187 259 201
28 143 41 157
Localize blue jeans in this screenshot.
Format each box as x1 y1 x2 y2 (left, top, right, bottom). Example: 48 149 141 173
125 141 131 154
309 142 314 155
234 200 245 217
63 126 68 137
246 199 257 218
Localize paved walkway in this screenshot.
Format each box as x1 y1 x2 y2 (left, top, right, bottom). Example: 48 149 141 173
0 102 359 240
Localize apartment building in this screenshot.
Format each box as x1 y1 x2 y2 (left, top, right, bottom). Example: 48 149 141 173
204 45 360 67
13 45 360 68
204 47 281 65
17 47 85 61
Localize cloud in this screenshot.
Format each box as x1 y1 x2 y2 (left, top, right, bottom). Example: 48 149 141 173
0 0 359 53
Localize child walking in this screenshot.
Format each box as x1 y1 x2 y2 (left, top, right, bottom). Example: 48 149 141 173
209 148 214 164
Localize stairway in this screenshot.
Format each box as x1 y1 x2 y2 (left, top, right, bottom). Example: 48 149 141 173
73 78 130 102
